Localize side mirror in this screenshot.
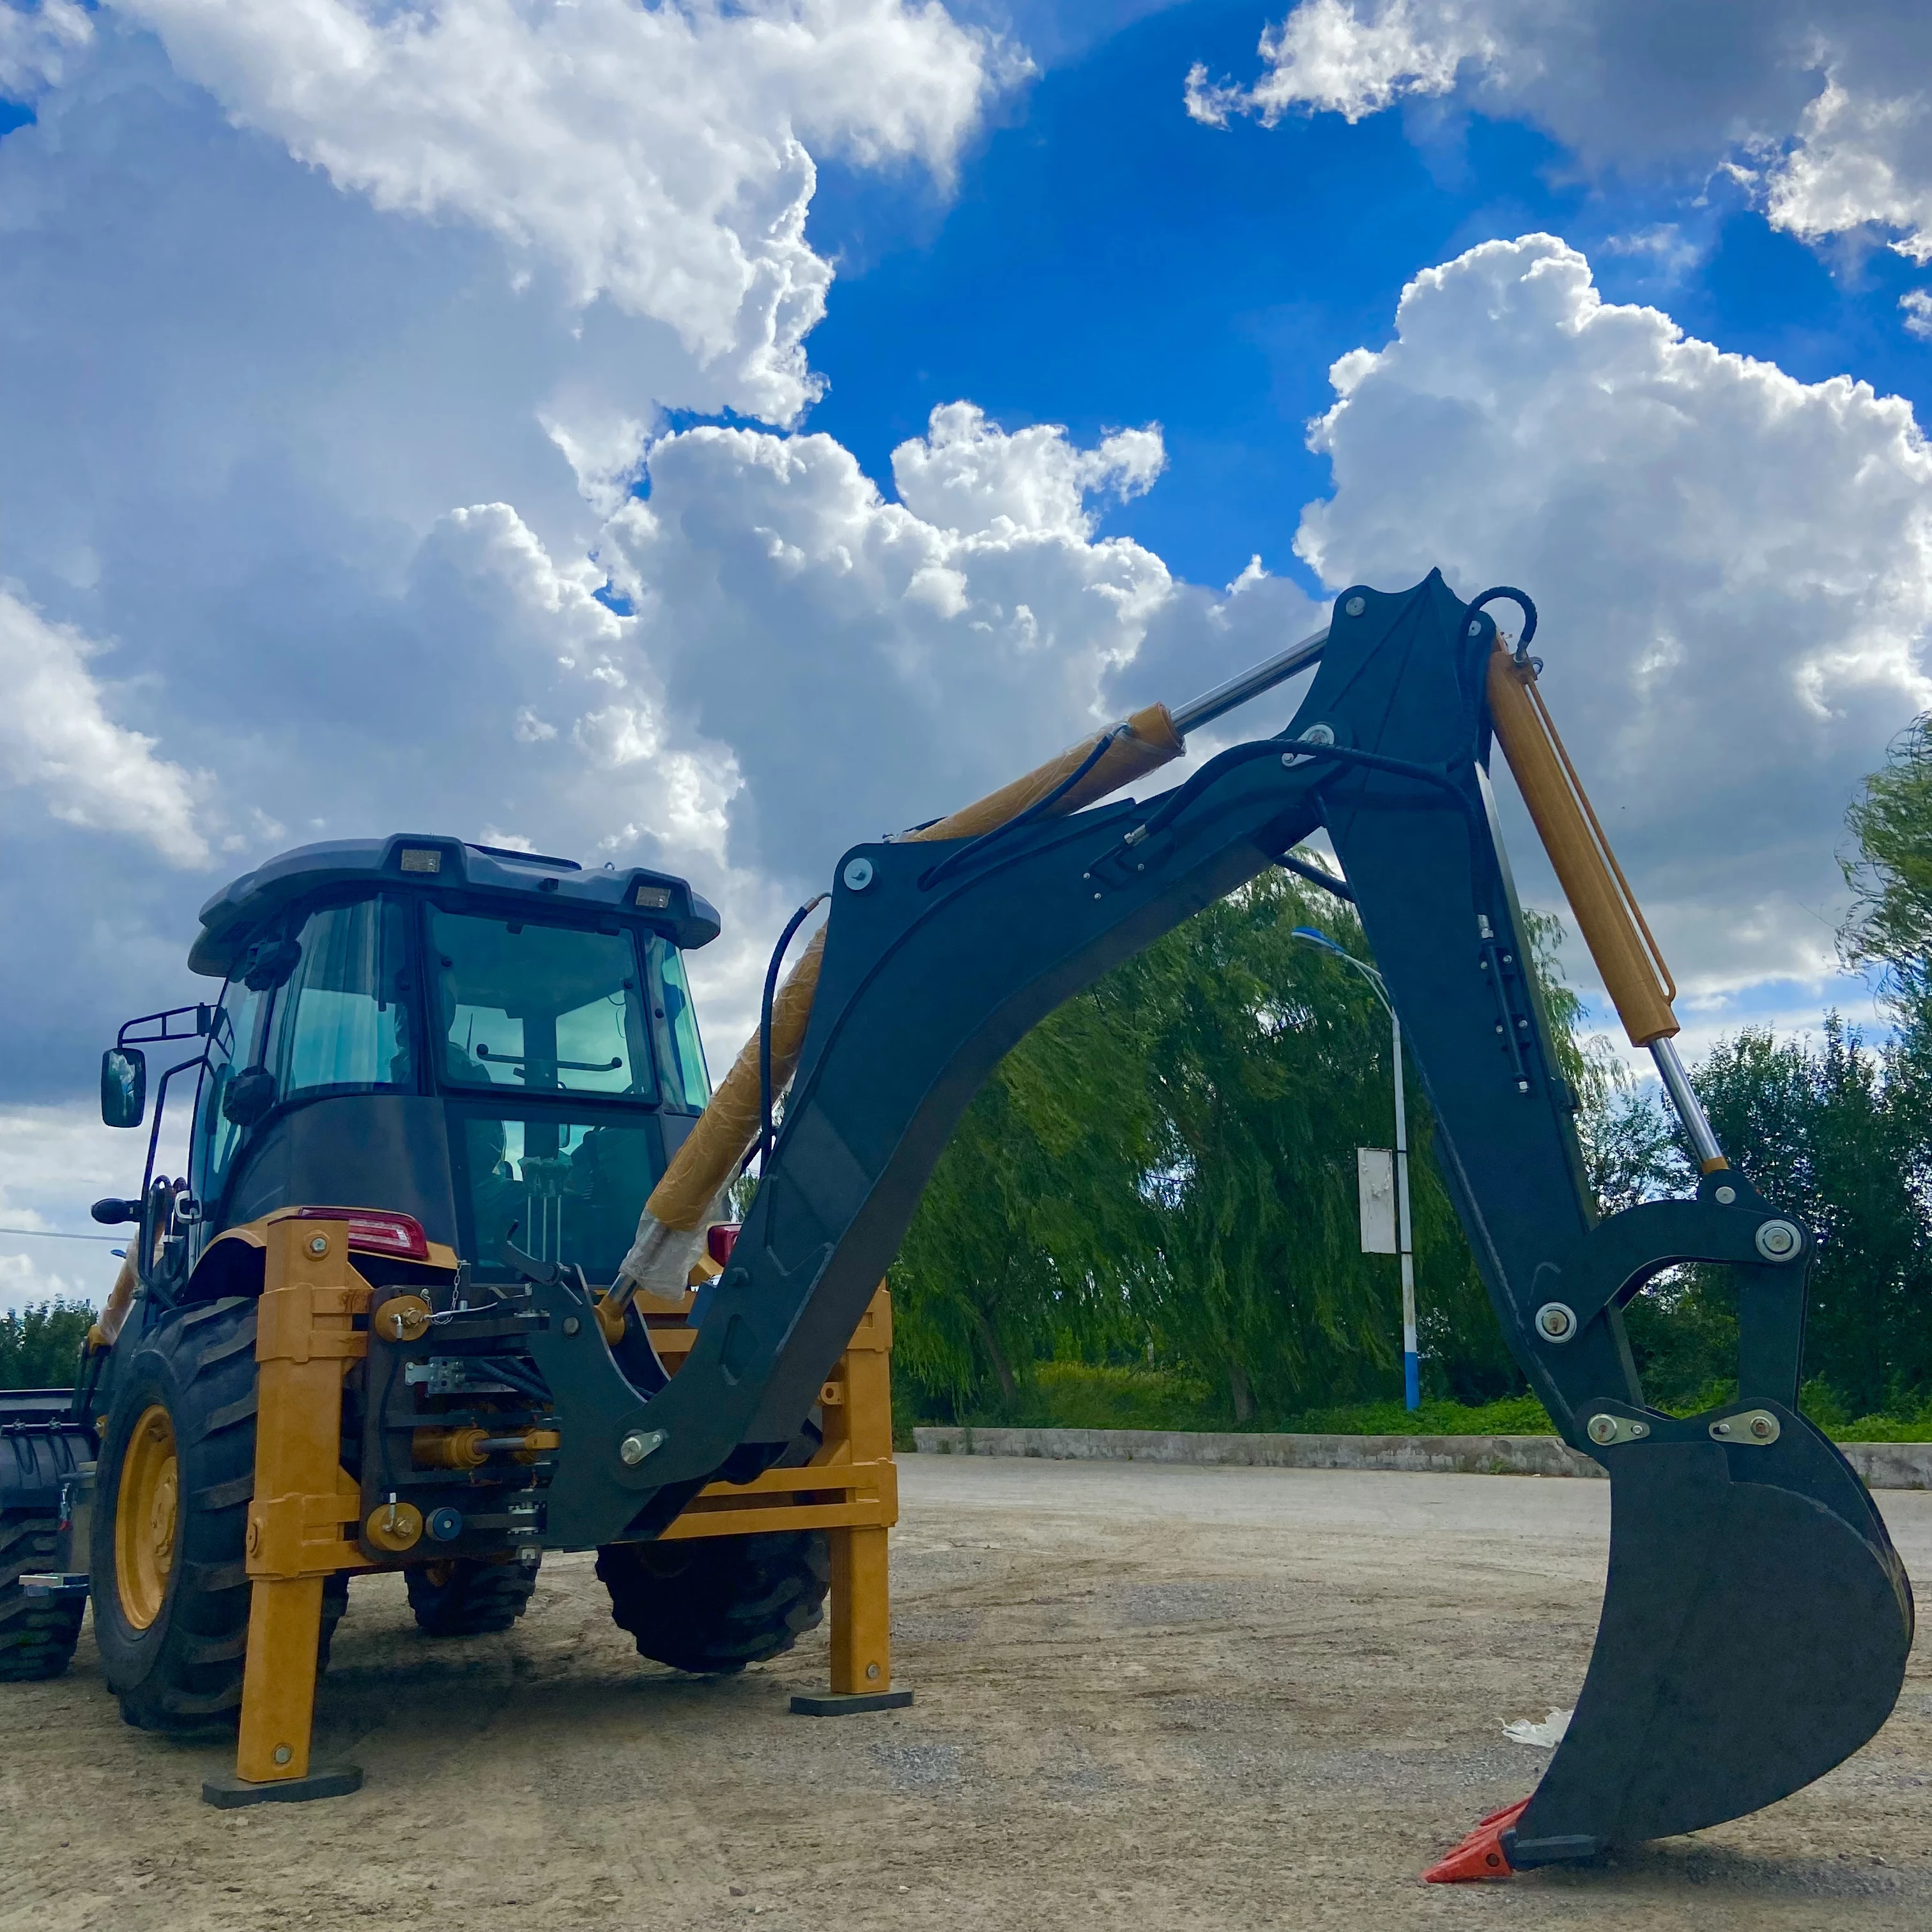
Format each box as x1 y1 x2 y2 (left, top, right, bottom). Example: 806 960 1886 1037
101 1048 146 1129
221 1066 276 1127
91 1197 142 1226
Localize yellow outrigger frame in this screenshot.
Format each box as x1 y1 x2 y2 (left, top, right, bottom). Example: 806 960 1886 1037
223 1212 901 1800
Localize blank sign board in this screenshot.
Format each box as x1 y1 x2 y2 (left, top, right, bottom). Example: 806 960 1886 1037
1358 1147 1397 1254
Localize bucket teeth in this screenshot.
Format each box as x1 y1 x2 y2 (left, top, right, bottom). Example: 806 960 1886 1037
1422 1797 1530 1883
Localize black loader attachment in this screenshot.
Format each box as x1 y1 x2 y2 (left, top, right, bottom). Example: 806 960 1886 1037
532 570 1910 1872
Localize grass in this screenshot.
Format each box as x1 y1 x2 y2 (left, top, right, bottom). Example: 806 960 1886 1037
919 1361 1932 1443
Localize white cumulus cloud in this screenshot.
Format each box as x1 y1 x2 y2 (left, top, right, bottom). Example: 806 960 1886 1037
601 406 1193 884
1298 232 1932 1000
0 588 208 866
112 0 1025 425
1187 3 1932 278
0 0 90 98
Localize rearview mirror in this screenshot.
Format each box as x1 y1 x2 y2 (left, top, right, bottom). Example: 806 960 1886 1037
221 1066 276 1128
242 939 302 992
101 1048 146 1129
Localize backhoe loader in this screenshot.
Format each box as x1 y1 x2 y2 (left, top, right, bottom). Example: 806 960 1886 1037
0 572 1912 1875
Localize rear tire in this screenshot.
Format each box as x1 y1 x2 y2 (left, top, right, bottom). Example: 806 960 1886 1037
90 1299 344 1731
596 1531 829 1673
1 1485 86 1682
406 1558 537 1636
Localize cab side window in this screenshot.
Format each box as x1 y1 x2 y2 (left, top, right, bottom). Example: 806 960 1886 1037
192 979 268 1214
646 937 710 1110
273 896 415 1100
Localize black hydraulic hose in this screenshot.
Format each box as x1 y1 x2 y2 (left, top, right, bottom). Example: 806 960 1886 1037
758 893 829 1173
1128 735 1478 848
1466 586 1538 664
1276 850 1354 903
917 727 1123 893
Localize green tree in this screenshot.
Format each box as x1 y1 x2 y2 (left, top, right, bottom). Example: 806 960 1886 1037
1843 712 1932 1012
0 1300 94 1390
891 864 1528 1423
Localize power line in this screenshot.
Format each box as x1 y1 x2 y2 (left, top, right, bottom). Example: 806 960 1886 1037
0 1227 122 1243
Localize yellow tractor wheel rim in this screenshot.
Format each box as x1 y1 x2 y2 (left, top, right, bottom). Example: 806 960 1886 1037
116 1404 180 1632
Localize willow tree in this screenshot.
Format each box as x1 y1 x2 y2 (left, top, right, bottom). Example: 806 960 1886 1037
891 864 1511 1421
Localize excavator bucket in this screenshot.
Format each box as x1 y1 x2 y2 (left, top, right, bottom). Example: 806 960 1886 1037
1498 1409 1913 1866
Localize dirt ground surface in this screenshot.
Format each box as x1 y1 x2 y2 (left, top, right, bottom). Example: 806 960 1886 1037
2 1456 1927 1932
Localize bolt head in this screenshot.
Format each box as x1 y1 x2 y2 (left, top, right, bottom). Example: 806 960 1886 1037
1755 1219 1801 1261
1713 1420 1733 1436
1587 1414 1617 1446
308 1234 328 1256
1715 1185 1736 1205
1468 620 1483 636
273 1745 293 1767
1750 1416 1774 1440
619 1428 666 1467
842 856 874 892
1535 1301 1576 1342
562 1315 581 1337
1344 595 1365 617
866 1662 882 1681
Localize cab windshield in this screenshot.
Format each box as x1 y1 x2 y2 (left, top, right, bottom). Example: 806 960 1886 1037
428 909 656 1101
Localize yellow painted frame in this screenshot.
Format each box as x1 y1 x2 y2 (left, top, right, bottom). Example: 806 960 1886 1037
218 1211 901 1795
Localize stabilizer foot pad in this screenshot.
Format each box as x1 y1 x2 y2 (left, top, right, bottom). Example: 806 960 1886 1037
1422 1797 1529 1883
201 1763 364 1809
790 1689 914 1717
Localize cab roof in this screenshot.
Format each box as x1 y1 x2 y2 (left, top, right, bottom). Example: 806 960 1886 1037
190 834 721 979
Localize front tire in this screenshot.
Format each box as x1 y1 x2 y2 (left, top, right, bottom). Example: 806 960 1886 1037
596 1531 829 1673
90 1300 344 1730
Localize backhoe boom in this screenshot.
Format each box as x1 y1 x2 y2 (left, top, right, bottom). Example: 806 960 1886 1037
528 569 1910 1867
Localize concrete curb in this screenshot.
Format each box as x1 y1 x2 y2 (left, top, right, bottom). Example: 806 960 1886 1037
910 1425 1932 1489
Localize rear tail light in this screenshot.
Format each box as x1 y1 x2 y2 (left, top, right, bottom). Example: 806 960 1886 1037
707 1223 740 1267
294 1206 430 1261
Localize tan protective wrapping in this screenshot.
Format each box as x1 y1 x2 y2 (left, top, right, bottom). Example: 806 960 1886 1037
1485 643 1679 1048
637 703 1185 1238
95 1252 139 1349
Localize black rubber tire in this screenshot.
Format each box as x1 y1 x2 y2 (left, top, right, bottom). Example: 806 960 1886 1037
89 1298 344 1731
406 1558 537 1636
0 1506 86 1682
595 1531 830 1673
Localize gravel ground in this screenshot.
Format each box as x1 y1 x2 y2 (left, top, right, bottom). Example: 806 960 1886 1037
1 1455 1926 1932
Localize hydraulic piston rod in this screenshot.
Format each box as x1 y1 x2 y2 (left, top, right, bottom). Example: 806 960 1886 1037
1483 639 1726 1169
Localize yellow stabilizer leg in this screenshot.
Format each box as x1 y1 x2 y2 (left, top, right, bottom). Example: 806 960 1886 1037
204 1216 371 1808
793 1287 910 1716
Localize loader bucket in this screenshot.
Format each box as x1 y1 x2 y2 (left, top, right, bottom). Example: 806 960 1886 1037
1501 1407 1913 1865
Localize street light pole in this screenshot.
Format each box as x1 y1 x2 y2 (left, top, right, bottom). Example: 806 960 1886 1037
1292 925 1419 1411
1390 1007 1418 1411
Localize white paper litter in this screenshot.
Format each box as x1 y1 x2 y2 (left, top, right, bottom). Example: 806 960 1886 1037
1503 1708 1573 1748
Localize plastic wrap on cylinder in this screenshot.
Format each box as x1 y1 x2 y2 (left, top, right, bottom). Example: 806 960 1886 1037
636 703 1185 1238
644 928 825 1232
907 703 1183 844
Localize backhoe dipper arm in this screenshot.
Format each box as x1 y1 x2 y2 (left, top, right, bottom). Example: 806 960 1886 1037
525 571 1909 1865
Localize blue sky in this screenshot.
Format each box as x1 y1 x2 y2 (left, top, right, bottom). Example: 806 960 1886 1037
3 0 1931 1297
810 2 1932 590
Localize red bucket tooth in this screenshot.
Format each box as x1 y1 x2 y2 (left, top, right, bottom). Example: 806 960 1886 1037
1422 1797 1532 1883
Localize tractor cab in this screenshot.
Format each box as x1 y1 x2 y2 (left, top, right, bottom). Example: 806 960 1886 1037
100 836 719 1301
